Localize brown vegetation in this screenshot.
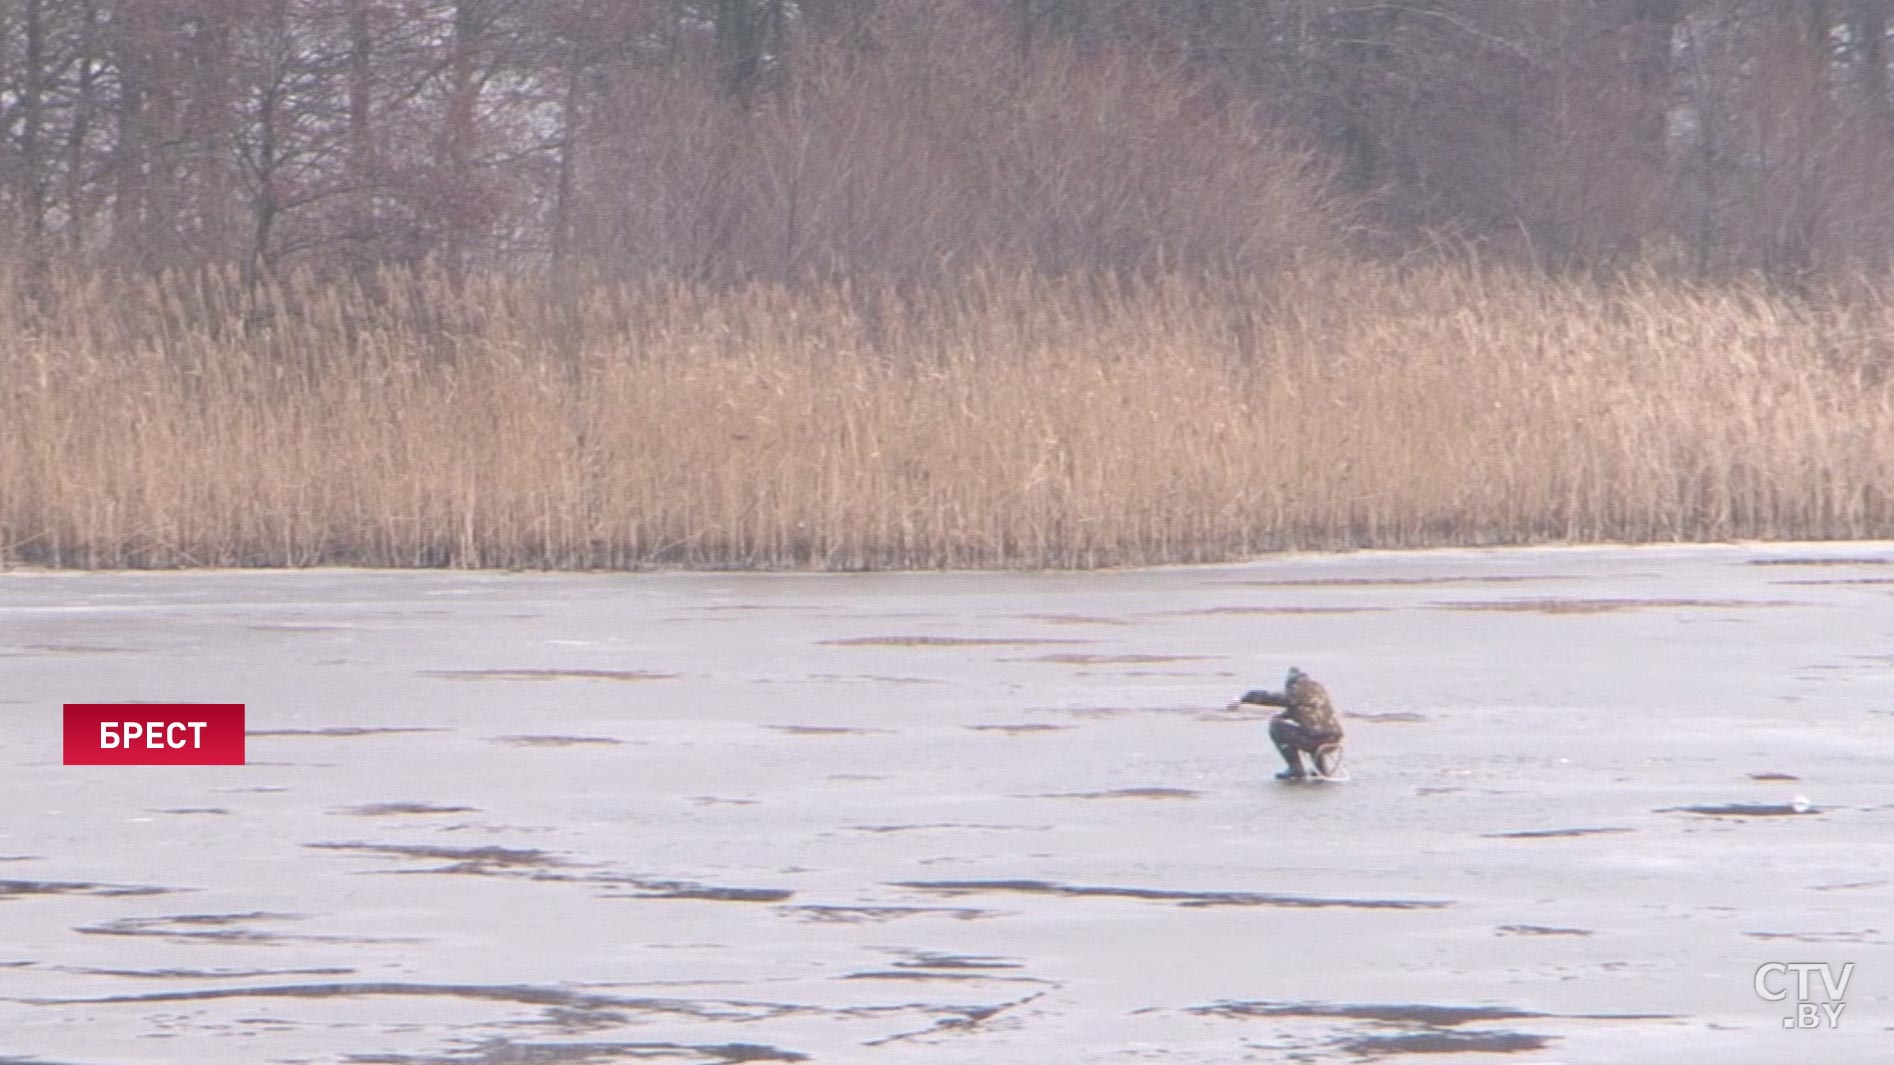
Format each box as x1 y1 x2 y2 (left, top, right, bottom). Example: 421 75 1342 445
3 263 1890 569
3 4 1894 570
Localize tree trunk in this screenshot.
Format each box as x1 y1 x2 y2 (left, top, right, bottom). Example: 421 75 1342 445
110 2 152 264
717 0 784 103
245 2 287 290
551 50 582 271
1853 0 1892 126
19 0 49 273
346 0 376 269
184 4 236 261
1626 0 1680 165
65 0 103 256
441 0 484 279
804 0 874 55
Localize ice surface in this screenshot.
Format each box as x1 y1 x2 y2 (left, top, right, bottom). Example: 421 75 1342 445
2 542 1891 1062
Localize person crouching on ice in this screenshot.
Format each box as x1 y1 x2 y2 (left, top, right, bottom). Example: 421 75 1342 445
1228 667 1345 780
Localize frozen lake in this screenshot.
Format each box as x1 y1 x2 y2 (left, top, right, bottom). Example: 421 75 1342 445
3 543 1891 1063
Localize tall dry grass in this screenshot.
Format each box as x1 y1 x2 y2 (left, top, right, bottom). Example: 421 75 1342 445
2 263 1891 569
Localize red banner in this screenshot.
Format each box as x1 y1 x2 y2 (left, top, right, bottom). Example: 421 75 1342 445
63 704 247 765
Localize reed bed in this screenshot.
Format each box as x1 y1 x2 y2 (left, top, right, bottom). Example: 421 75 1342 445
2 263 1891 569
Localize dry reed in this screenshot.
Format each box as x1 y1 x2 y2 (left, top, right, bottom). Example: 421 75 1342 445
2 263 1891 569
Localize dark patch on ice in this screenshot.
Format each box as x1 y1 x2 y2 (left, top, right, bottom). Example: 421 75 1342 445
893 880 1448 910
23 981 810 1024
844 823 1049 833
421 669 678 682
822 635 1088 647
0 879 178 899
1026 704 1207 718
335 855 793 902
82 910 287 929
19 643 134 654
308 842 571 873
595 874 780 900
805 673 940 685
597 881 792 904
689 796 759 806
338 802 479 816
888 950 1021 970
1013 613 1130 626
861 990 1049 1047
776 904 995 923
152 806 229 815
1193 1000 1671 1026
1483 827 1633 839
964 723 1072 734
1660 802 1818 817
1434 597 1798 614
763 724 890 736
1496 924 1593 937
1030 787 1200 800
1338 1029 1552 1055
1156 605 1387 616
1747 771 1801 781
75 912 415 945
1351 711 1429 723
250 727 447 738
1020 652 1216 665
345 1040 809 1063
838 968 964 981
65 965 355 979
1744 929 1877 943
491 735 624 747
1750 556 1889 567
1213 575 1560 587
841 969 1051 988
1770 576 1894 585
848 955 1045 977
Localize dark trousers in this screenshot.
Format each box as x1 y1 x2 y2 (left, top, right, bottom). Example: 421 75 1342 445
1270 714 1343 778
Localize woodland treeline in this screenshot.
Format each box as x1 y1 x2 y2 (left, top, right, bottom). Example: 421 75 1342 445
4 0 1894 288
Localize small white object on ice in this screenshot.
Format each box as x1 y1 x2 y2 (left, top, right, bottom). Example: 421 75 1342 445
1790 795 1813 814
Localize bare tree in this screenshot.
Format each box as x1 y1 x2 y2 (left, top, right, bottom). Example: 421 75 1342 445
3 0 1892 286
